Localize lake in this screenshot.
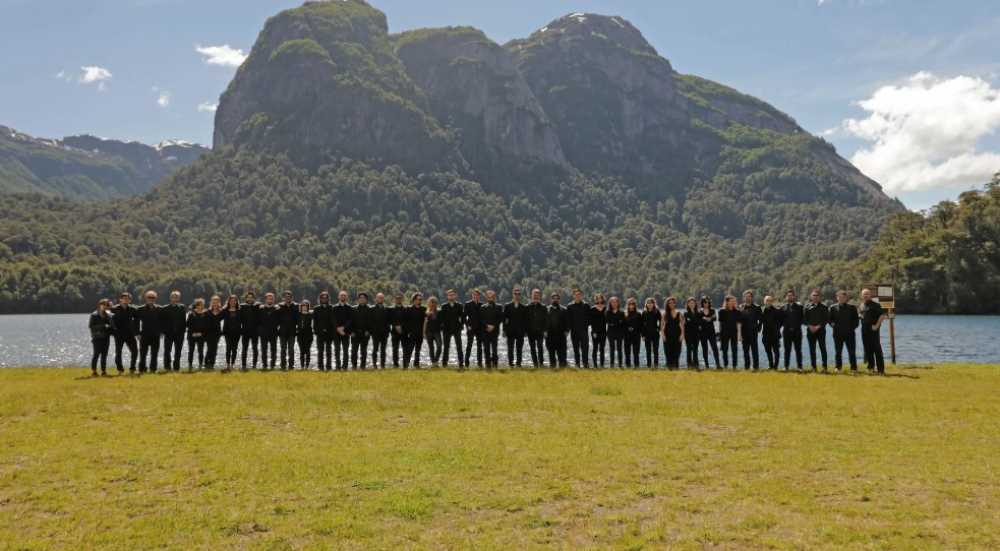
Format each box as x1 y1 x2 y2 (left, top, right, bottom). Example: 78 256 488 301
1 314 996 368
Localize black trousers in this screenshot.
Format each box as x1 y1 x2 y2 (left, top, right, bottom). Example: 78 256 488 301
625 334 640 367
391 331 403 367
465 329 484 367
139 334 160 373
528 334 545 367
700 334 720 368
298 334 313 368
607 335 624 367
225 334 240 368
351 333 370 369
163 333 184 371
371 333 388 368
241 334 259 369
260 335 277 369
205 335 221 368
643 335 659 368
506 333 524 366
684 336 699 368
315 334 332 371
571 331 590 367
114 334 137 372
483 330 499 367
426 332 442 364
546 333 568 367
402 334 423 368
91 337 109 372
833 331 857 370
664 337 682 368
807 328 828 369
279 334 295 369
742 332 760 370
763 334 780 369
861 329 885 373
720 333 738 368
783 331 803 369
591 333 606 367
333 334 350 370
442 331 464 367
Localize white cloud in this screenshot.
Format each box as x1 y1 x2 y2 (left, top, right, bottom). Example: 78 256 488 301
78 66 112 91
837 72 1000 193
156 90 171 108
195 44 247 67
197 101 218 113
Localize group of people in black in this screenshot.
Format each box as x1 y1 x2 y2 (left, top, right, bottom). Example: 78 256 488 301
87 286 889 376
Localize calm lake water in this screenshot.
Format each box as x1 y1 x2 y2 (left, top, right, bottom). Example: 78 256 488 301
0 314 996 368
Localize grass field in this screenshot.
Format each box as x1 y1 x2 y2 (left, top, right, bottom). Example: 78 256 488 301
0 365 997 550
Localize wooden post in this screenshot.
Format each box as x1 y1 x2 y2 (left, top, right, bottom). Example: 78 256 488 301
888 312 896 365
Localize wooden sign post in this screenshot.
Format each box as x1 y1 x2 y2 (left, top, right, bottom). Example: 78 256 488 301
875 285 896 365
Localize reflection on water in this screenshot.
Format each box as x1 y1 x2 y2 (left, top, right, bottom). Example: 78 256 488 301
0 314 997 368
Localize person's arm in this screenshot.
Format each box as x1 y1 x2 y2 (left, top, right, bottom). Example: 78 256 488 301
678 313 685 342
874 311 888 331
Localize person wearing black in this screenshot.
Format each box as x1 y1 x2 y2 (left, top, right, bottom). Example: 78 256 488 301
464 289 484 369
221 295 242 371
388 294 406 368
370 293 391 369
804 289 830 372
424 296 443 366
545 293 569 368
89 298 113 376
351 293 373 370
641 298 661 368
297 300 314 370
662 297 684 369
332 291 353 371
402 293 426 369
718 296 740 369
590 294 608 368
738 290 763 371
605 297 625 368
699 297 721 369
258 293 280 370
186 298 210 370
238 291 260 370
204 295 224 370
828 290 859 372
503 288 526 368
682 298 700 369
111 292 138 374
566 289 591 368
312 291 334 371
526 289 548 368
761 296 783 370
781 290 805 371
481 290 503 369
859 288 887 374
623 298 642 368
276 291 299 370
439 289 465 368
159 291 187 372
135 290 162 374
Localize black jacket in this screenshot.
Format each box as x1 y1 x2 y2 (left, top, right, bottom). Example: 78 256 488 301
718 308 740 337
135 304 162 337
464 300 483 332
402 305 426 339
682 310 701 340
110 304 137 337
828 302 859 335
546 304 568 334
238 302 259 337
206 310 224 337
700 308 717 337
312 303 334 338
276 302 299 336
388 305 407 334
221 308 242 336
624 310 642 338
860 300 884 332
762 305 783 340
425 309 442 335
526 302 548 336
804 302 830 328
605 309 625 339
566 301 591 335
781 303 805 335
642 309 662 338
161 303 188 337
186 310 212 339
297 311 313 337
369 304 390 337
333 303 353 334
502 302 527 337
590 307 608 336
439 302 464 334
351 304 373 337
257 304 280 338
739 303 763 335
481 302 504 333
89 311 113 340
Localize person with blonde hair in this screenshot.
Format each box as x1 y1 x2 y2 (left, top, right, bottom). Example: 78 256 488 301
424 296 443 366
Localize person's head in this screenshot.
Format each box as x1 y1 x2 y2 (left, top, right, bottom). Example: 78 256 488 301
512 287 522 302
210 295 222 310
119 292 132 305
226 294 239 309
486 290 496 303
724 295 736 310
685 297 697 312
594 293 607 309
318 291 330 305
645 297 657 312
300 300 311 313
700 296 712 309
338 290 348 304
861 288 873 302
764 295 774 307
626 297 638 313
471 289 481 302
97 298 111 313
357 292 369 306
608 296 620 312
193 297 206 312
144 290 157 305
531 288 542 303
446 289 457 303
573 288 583 303
550 292 561 306
264 292 275 306
666 296 678 311
743 290 754 305
411 292 423 306
427 296 439 311
170 290 181 305
786 289 797 303
282 290 293 304
244 291 256 304
836 290 848 304
375 292 385 305
393 293 404 306
810 288 822 304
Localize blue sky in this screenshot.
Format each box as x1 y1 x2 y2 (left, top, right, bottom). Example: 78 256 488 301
2 0 999 209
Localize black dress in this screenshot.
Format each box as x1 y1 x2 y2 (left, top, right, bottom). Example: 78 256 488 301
663 310 683 369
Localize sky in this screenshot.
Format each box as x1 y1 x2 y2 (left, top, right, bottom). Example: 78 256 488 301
1 0 998 210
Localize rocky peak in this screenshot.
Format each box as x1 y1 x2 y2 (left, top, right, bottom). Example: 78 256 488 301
524 13 659 58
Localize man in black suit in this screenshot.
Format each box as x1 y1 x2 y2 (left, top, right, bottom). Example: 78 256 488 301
566 288 591 368
276 290 299 370
402 293 426 369
111 292 138 374
369 293 391 369
503 288 527 367
332 290 353 371
804 289 830 372
546 293 569 368
738 290 762 371
351 293 373 369
136 290 162 373
481 290 503 369
388 294 406 368
781 289 805 371
258 293 280 370
828 290 859 372
312 291 334 371
464 289 484 368
161 290 187 372
440 289 465 368
525 289 548 367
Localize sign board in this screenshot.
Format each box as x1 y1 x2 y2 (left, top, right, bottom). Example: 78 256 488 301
863 284 895 310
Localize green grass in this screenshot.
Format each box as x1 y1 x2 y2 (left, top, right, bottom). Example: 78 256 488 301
1 365 997 549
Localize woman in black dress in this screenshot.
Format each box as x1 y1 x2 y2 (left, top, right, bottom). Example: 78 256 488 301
204 295 224 370
590 294 608 368
424 296 443 366
640 298 661 368
297 300 314 370
222 295 242 371
683 297 701 370
661 296 684 369
605 297 625 369
699 296 721 369
88 298 114 376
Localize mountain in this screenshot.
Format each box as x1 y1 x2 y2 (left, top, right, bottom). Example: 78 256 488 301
0 125 209 200
0 1 908 313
